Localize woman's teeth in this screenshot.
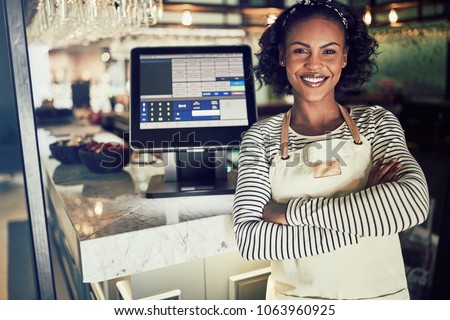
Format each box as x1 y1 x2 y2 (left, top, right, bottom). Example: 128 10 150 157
300 76 327 87
302 77 326 83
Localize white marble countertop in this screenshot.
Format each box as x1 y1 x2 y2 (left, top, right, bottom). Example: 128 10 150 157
39 124 238 283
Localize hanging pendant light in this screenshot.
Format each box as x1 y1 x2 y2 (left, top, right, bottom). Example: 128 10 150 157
267 13 277 25
389 9 398 25
182 9 193 26
363 5 372 26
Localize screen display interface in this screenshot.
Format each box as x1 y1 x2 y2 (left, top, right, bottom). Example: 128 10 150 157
139 52 249 130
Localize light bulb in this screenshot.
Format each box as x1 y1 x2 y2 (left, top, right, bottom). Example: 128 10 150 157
389 9 398 25
363 7 372 26
182 10 192 26
101 52 111 62
267 13 277 25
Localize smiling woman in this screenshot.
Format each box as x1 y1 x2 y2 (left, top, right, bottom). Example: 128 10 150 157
233 0 430 300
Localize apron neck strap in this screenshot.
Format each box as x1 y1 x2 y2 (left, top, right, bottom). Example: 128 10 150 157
338 104 361 145
281 104 361 159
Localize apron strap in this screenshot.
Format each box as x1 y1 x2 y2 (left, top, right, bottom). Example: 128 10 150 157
280 104 361 159
338 104 361 145
280 109 292 159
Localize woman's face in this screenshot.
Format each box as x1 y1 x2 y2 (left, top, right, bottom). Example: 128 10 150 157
280 17 348 104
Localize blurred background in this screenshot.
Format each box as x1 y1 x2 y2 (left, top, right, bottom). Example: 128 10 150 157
1 0 449 300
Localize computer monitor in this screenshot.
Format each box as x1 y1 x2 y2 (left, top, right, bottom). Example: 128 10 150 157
129 45 257 198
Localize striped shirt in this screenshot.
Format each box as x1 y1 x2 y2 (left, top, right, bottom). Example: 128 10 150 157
233 105 430 260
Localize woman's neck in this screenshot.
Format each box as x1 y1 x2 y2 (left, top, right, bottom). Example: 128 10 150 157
290 96 344 136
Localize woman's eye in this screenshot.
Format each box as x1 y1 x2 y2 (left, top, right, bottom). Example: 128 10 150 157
323 49 336 54
293 48 308 54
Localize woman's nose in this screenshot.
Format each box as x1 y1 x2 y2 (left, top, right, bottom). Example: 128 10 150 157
305 54 323 70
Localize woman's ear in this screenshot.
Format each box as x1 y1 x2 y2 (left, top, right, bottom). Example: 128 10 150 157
342 48 349 68
278 44 285 67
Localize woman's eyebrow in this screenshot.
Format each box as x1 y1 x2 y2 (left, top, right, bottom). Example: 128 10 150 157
320 42 341 48
290 41 341 48
290 41 310 48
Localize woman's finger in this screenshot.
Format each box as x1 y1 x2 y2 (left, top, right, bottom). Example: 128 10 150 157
373 157 384 171
373 158 398 182
380 162 402 183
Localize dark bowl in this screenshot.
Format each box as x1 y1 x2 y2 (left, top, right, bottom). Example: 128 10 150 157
78 143 130 173
49 139 87 164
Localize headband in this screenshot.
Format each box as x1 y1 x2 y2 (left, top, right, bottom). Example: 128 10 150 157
282 0 348 30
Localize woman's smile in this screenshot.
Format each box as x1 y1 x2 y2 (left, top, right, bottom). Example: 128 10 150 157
300 73 329 87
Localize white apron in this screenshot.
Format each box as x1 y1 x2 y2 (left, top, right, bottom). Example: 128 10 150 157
267 105 409 300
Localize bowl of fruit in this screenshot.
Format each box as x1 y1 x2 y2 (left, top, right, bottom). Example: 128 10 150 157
49 137 88 164
78 141 130 173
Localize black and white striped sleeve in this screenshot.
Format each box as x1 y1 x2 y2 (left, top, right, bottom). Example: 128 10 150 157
233 123 359 260
285 108 430 237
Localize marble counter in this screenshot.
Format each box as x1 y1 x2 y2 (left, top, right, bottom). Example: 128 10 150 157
40 126 238 283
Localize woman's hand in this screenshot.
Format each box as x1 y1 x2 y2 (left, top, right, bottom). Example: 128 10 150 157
263 201 288 225
366 157 402 188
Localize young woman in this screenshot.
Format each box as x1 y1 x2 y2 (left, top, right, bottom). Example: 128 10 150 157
233 0 429 300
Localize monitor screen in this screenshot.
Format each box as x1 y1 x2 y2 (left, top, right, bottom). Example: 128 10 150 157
129 45 257 152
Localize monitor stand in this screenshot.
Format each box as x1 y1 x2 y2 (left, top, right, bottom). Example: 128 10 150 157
145 149 236 198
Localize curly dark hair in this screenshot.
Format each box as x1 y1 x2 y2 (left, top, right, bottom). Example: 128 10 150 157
254 0 378 95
